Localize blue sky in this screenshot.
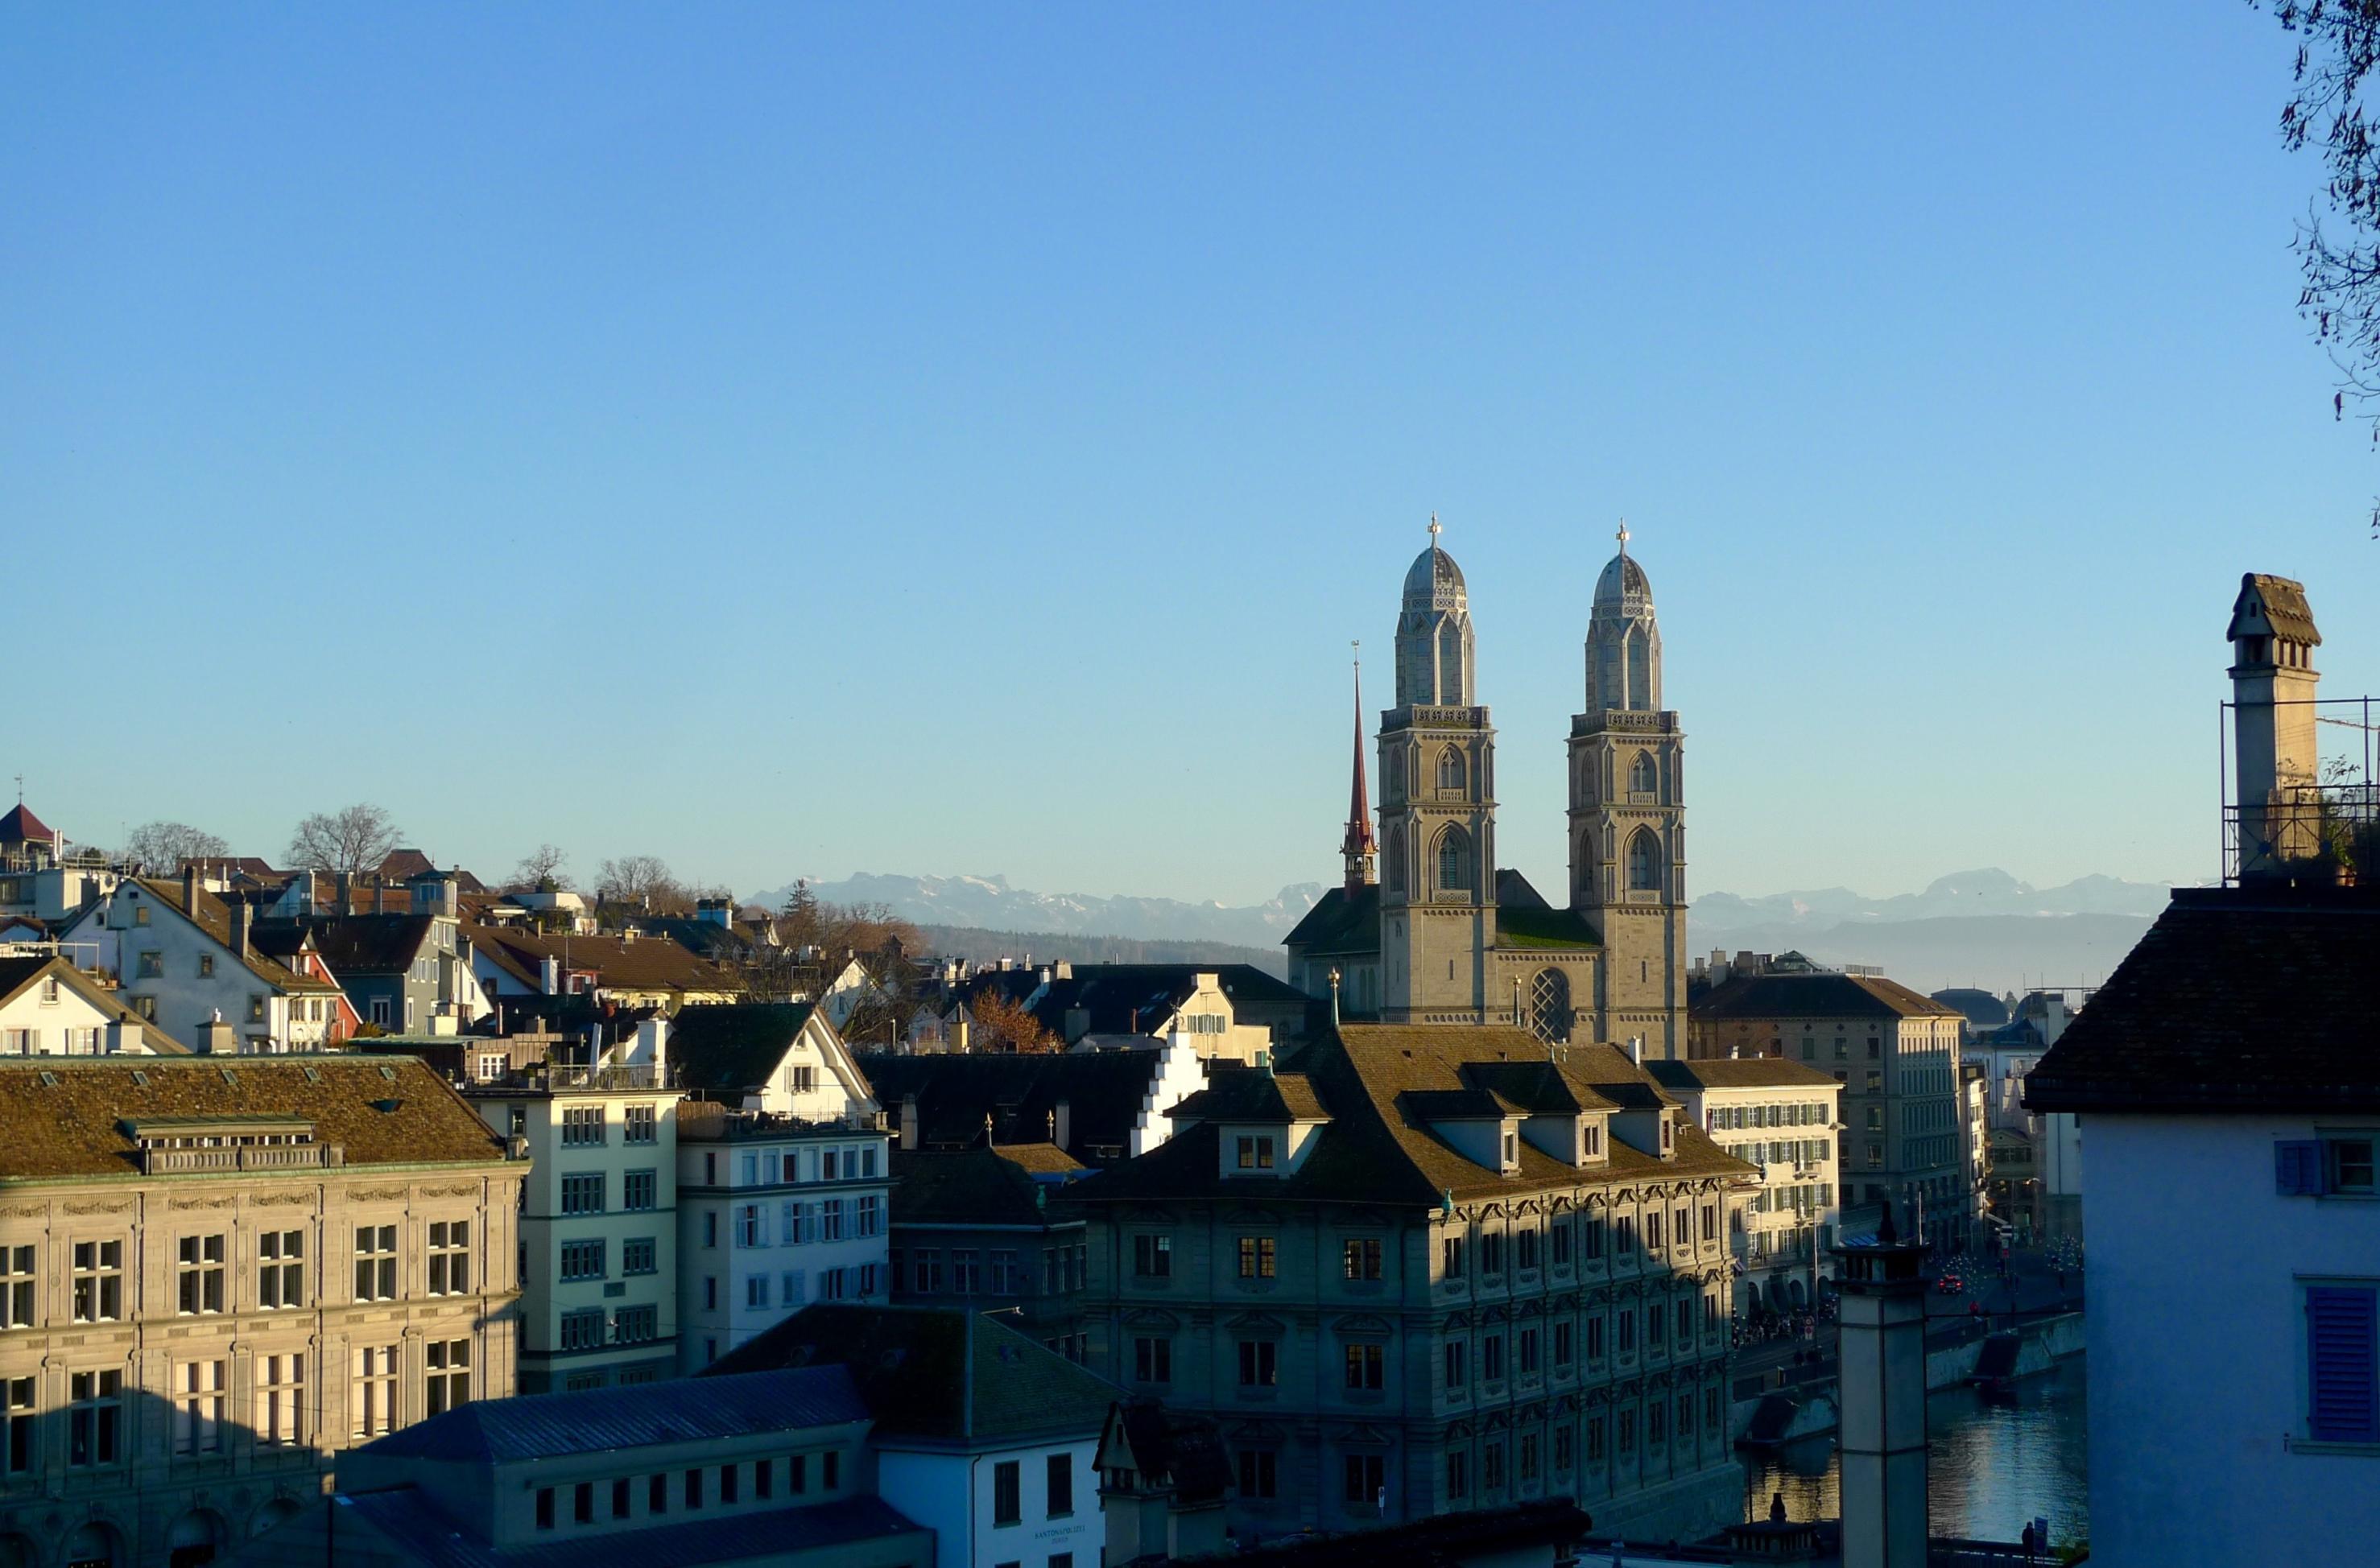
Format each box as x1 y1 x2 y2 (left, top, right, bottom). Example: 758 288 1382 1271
6 4 2374 906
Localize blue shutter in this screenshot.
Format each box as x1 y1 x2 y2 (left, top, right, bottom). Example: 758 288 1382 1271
2307 1285 2379 1442
2276 1140 2325 1196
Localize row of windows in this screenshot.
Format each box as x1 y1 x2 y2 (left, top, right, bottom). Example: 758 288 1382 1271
1709 1101 1829 1130
564 1172 662 1214
534 1450 845 1532
0 1225 475 1327
1126 1209 1717 1292
696 1264 878 1317
896 1245 1084 1296
6 1339 475 1471
698 1143 881 1188
708 1195 882 1248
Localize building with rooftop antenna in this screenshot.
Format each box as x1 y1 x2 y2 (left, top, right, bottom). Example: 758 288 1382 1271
1285 518 1688 1057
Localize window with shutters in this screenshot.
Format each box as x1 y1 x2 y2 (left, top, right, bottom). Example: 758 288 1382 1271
2304 1282 2379 1444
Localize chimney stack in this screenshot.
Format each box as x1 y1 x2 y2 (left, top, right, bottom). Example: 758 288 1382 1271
228 898 252 962
899 1094 919 1151
2227 572 2326 878
1833 1209 1931 1568
336 871 353 916
197 1010 238 1056
181 863 200 914
1053 1098 1072 1151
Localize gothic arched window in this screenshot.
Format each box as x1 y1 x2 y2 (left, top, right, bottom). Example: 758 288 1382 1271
1436 825 1473 900
1383 824 1406 896
1626 828 1663 893
1437 745 1466 795
1529 968 1572 1045
1628 752 1658 799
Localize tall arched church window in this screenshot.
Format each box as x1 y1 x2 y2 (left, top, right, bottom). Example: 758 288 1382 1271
1383 824 1406 896
1628 752 1657 799
1386 749 1404 803
1436 825 1473 900
1626 828 1663 893
1437 746 1466 795
1528 968 1572 1045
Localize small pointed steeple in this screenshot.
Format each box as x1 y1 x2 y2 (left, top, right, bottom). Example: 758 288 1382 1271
1341 642 1377 891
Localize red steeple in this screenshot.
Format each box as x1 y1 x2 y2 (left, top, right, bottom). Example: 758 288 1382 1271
1341 646 1377 891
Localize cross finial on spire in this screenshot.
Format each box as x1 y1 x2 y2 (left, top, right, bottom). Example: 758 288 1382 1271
1616 519 1630 555
1428 513 1441 543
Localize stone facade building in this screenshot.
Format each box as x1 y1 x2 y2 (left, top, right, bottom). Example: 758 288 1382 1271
1688 972 1973 1248
1069 1025 1752 1544
0 1054 523 1568
1645 1058 1841 1317
1285 524 1688 1058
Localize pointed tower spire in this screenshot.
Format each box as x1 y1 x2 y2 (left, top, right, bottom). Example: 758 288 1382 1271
1341 642 1377 891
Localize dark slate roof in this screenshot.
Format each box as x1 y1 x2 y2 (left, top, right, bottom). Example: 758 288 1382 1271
257 912 432 980
465 925 740 995
890 1148 1055 1228
668 1003 820 1096
857 1049 1166 1160
0 803 54 846
1494 869 1551 910
1281 883 1379 956
700 1304 1119 1444
1461 1058 1595 1115
362 1365 866 1463
1931 988 2010 1028
0 1055 506 1179
1692 972 1961 1021
330 1488 923 1568
1647 1058 1844 1091
623 915 761 961
2025 886 2380 1113
1071 1025 1747 1210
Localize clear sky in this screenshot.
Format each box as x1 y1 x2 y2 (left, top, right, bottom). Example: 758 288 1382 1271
6 4 2375 906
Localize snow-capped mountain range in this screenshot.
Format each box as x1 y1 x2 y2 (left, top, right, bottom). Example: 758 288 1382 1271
752 867 2178 989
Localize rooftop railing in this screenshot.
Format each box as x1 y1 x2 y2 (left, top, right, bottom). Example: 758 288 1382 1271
138 1143 346 1174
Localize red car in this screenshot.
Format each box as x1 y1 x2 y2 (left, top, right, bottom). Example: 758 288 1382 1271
1935 1273 1965 1296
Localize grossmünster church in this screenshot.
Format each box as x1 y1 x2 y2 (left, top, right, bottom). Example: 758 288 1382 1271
1284 522 1688 1058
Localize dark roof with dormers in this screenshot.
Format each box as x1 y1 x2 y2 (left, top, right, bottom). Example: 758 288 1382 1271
858 1049 1168 1161
1031 963 1310 1038
256 911 433 981
700 1303 1119 1445
1071 1024 1750 1210
362 1365 867 1463
890 1147 1071 1228
464 923 741 997
1692 972 1961 1022
2025 885 2380 1114
0 1055 506 1180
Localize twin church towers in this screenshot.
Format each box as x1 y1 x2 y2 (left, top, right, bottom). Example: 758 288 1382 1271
1283 520 1688 1058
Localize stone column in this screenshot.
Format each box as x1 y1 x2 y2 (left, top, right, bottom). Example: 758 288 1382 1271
1835 1211 1928 1568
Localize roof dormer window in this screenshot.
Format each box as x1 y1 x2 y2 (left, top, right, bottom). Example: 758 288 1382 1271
1236 1135 1276 1172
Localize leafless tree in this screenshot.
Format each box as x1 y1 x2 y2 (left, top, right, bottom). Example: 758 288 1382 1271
2262 0 2380 527
595 855 697 914
285 803 402 875
512 843 573 891
118 820 230 871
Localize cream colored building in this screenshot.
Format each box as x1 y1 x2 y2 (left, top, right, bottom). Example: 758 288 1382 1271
1285 524 1688 1058
0 953 184 1057
1647 1058 1842 1316
1689 972 1973 1249
0 1055 524 1568
465 1028 683 1393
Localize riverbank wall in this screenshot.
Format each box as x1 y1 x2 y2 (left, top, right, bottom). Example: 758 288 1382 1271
1729 1311 2085 1446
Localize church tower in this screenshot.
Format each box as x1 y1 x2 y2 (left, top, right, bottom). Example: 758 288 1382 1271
1378 518 1498 1023
1568 525 1687 1056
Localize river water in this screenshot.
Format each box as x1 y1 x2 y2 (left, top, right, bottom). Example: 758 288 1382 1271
1736 1355 2090 1545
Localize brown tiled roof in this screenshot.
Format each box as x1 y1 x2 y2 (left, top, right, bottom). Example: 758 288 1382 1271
1074 1025 1751 1210
0 1055 509 1180
1166 1067 1328 1124
128 880 334 994
1690 972 1961 1022
0 803 54 847
2025 886 2380 1113
463 923 740 996
890 1148 1052 1227
1647 1058 1844 1091
989 1141 1087 1174
2227 571 2321 647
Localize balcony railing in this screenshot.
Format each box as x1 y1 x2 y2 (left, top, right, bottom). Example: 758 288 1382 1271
678 1106 889 1141
490 1062 677 1091
138 1143 346 1174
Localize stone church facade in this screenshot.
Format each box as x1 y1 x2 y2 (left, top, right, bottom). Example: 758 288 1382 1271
1287 525 1689 1058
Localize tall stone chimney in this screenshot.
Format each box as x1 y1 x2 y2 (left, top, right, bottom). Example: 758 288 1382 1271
227 898 252 963
197 1011 238 1057
1835 1204 1930 1568
2227 572 2324 877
